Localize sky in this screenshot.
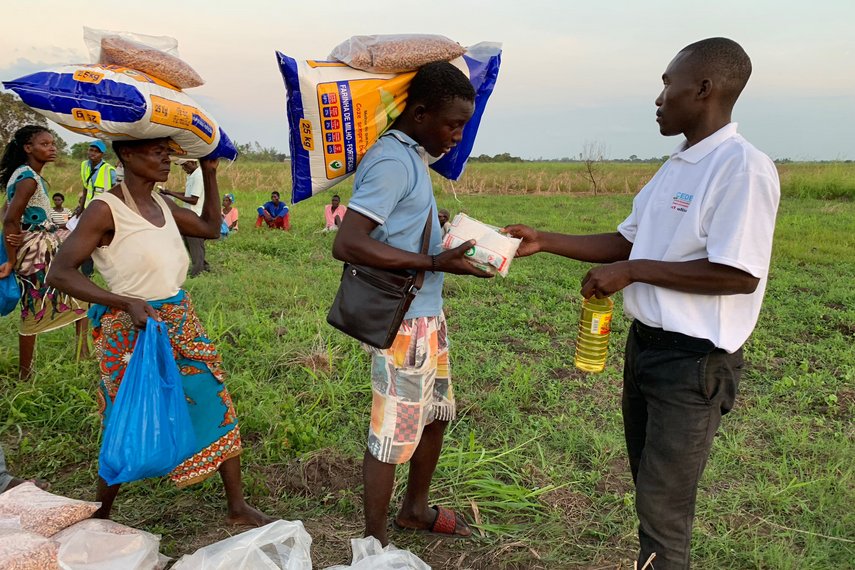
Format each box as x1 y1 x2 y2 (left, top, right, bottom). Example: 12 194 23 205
1 0 853 161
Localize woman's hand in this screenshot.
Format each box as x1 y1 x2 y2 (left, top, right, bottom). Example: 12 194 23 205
0 262 12 279
199 158 219 173
4 231 23 248
125 298 161 328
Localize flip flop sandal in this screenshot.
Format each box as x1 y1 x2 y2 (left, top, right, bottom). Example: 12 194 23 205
392 505 473 539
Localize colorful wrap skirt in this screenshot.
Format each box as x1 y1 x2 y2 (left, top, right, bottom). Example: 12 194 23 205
90 290 241 488
15 229 87 335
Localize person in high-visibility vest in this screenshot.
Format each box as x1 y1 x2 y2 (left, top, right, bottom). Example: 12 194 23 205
77 140 117 210
76 140 116 277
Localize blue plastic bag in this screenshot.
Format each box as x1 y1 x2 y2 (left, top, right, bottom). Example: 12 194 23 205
0 233 21 317
99 318 197 485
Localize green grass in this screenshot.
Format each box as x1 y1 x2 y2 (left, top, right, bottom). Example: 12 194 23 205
1 162 853 568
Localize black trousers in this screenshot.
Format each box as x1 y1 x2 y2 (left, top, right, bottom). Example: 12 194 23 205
184 236 209 277
623 320 743 570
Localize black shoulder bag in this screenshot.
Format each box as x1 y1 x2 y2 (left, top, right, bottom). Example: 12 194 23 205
327 208 433 349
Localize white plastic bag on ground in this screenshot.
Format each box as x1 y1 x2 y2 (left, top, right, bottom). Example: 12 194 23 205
441 213 521 277
53 519 167 570
171 520 312 570
324 537 430 570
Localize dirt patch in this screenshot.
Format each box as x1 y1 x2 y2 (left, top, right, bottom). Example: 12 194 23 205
594 456 632 496
542 486 592 524
220 330 238 347
833 322 855 336
529 320 559 336
262 450 361 505
291 351 332 374
550 366 586 381
501 335 530 354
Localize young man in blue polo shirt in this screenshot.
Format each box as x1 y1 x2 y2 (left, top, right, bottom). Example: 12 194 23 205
333 62 492 545
507 38 780 569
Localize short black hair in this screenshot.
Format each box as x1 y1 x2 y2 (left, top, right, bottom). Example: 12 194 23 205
679 38 752 105
52 192 64 200
332 194 340 199
408 62 475 112
271 191 280 198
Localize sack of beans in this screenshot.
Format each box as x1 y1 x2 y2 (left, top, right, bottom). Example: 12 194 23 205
277 42 502 203
0 483 100 538
0 528 60 570
329 34 467 73
84 27 205 89
3 64 237 160
54 519 168 570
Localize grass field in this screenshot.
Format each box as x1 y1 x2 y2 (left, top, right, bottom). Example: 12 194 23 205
1 161 853 568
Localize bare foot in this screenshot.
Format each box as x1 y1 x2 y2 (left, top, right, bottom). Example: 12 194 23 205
226 502 276 527
7 477 50 491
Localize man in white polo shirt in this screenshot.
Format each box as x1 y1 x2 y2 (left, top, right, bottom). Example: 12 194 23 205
160 158 209 277
507 38 780 569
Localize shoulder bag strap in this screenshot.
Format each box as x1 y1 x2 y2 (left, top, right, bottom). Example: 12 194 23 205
412 207 433 290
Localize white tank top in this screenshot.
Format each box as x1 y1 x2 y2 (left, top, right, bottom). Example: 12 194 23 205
91 192 189 301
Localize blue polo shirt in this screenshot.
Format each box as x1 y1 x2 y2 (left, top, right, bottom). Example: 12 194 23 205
258 201 289 218
347 130 443 319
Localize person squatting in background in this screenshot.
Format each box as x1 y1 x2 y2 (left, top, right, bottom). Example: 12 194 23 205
256 191 290 230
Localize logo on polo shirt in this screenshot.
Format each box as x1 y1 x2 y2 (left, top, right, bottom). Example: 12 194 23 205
671 192 694 213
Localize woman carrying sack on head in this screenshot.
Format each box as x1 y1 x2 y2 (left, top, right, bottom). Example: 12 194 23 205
0 125 89 379
46 137 273 525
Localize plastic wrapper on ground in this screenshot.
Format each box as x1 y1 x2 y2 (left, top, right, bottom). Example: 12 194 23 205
323 536 430 570
171 520 312 570
53 519 168 570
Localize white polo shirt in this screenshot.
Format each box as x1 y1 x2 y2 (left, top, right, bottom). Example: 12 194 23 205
617 123 780 352
183 167 204 216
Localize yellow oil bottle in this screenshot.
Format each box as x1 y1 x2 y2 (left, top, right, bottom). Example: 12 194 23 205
574 296 614 373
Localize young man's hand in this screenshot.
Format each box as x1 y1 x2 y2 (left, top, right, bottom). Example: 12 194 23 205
434 240 494 278
503 224 541 257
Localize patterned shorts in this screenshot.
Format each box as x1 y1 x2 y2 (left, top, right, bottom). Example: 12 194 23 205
366 313 455 464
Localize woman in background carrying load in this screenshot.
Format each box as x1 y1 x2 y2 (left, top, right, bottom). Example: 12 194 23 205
0 125 89 379
46 137 273 526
